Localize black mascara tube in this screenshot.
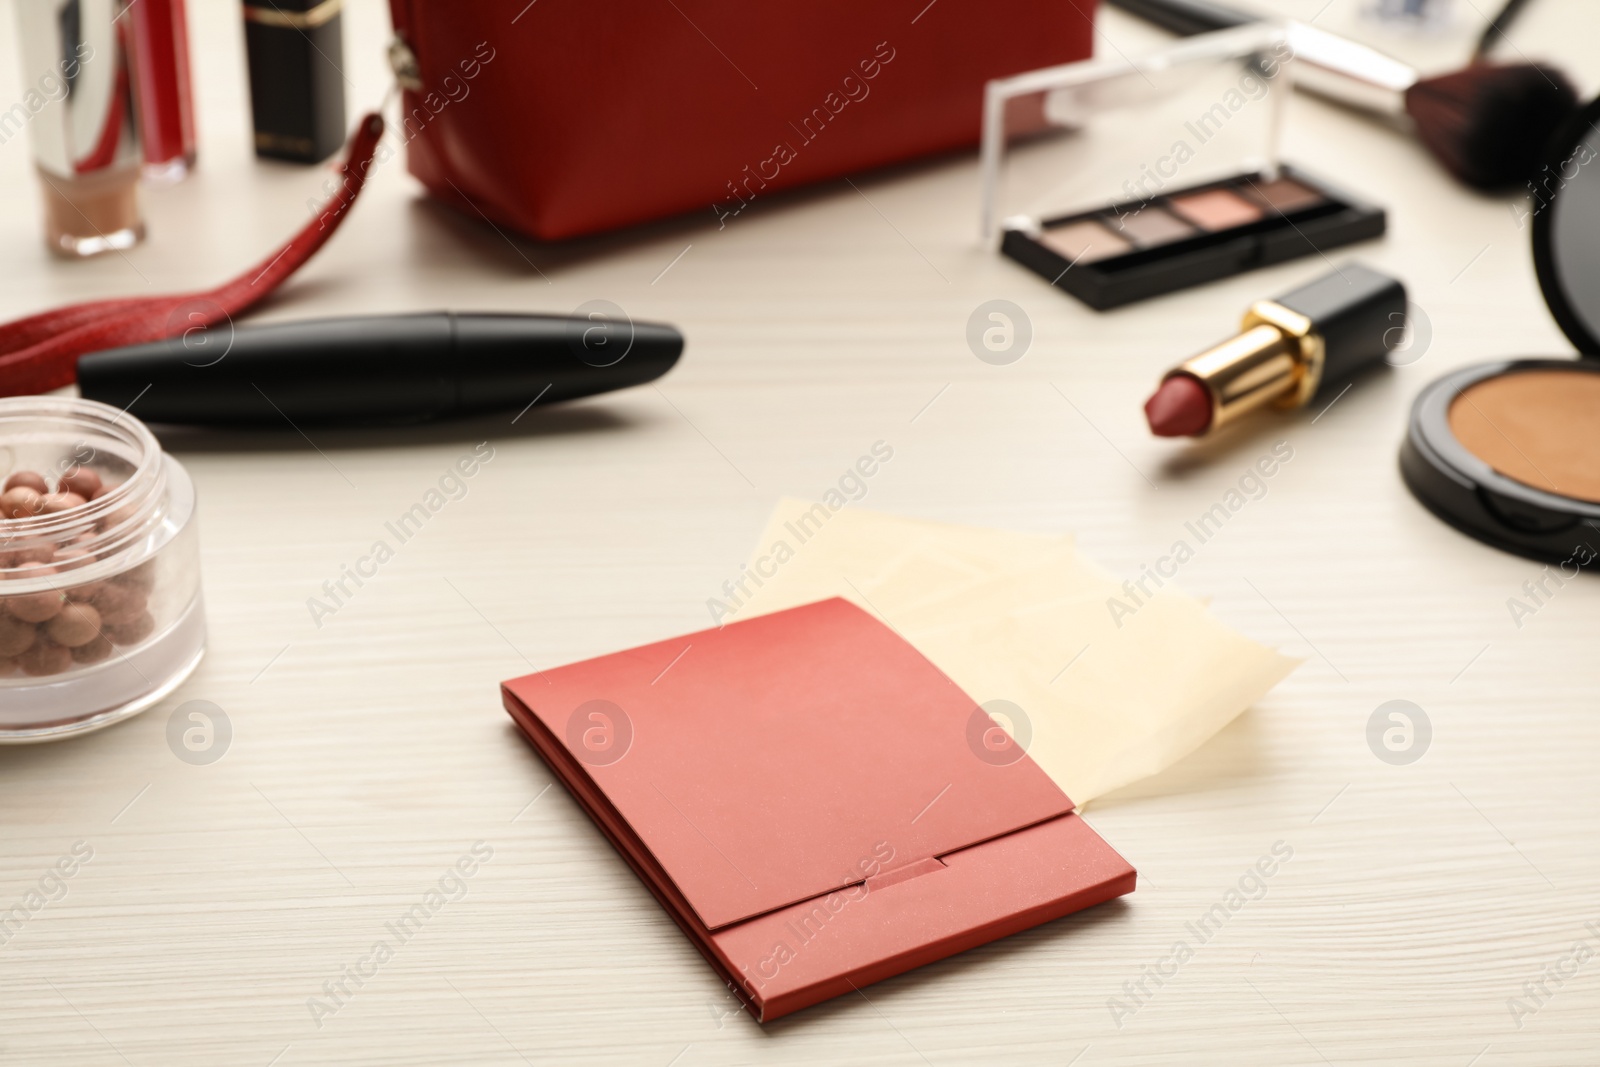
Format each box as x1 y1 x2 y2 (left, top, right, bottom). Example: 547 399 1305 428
76 312 683 425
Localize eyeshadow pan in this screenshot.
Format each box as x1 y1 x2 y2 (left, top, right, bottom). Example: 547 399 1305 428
1112 206 1198 246
1001 166 1386 309
1168 187 1263 230
1039 219 1132 264
1448 368 1600 503
1242 177 1325 215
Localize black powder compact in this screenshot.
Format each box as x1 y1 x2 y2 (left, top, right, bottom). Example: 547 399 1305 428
1401 93 1600 566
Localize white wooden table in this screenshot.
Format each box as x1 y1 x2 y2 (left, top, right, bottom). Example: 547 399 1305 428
2 1 1598 1063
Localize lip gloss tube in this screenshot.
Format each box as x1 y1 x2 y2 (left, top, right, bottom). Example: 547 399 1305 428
13 0 146 257
127 0 196 181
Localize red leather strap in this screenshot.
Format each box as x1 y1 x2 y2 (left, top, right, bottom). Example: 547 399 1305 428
0 112 386 398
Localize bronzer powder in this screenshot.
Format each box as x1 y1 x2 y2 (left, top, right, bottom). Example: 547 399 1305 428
1400 95 1600 566
1448 369 1600 503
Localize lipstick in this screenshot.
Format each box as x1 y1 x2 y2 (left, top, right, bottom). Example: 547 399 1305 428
1144 264 1405 438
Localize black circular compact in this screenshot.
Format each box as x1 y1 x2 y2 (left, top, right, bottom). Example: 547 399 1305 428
1401 94 1600 566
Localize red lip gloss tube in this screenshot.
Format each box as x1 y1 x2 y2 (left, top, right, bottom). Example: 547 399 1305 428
127 0 197 181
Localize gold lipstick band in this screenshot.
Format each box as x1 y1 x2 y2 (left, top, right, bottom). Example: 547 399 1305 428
242 0 343 30
1168 299 1326 432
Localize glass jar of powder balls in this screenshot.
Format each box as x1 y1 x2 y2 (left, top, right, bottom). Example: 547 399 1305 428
0 397 205 741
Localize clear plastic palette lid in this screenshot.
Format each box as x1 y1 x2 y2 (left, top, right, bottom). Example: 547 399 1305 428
979 23 1296 240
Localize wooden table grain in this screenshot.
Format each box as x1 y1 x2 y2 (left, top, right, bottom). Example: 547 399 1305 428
2 1 1598 1063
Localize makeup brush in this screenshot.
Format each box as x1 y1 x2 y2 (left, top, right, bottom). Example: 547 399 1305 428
1105 0 1580 190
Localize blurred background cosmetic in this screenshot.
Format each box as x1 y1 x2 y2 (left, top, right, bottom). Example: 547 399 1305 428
1106 0 1579 190
1367 0 1455 29
126 0 196 181
982 25 1389 309
13 0 145 257
243 0 347 163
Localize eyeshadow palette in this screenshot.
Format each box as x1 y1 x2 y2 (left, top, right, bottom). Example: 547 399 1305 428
1002 167 1387 310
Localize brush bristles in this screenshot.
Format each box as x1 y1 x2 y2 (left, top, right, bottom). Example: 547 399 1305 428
1404 63 1580 190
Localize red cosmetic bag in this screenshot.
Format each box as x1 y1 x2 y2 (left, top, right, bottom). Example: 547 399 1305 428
385 0 1096 240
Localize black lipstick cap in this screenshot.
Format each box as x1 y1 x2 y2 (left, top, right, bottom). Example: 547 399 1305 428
243 0 347 163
